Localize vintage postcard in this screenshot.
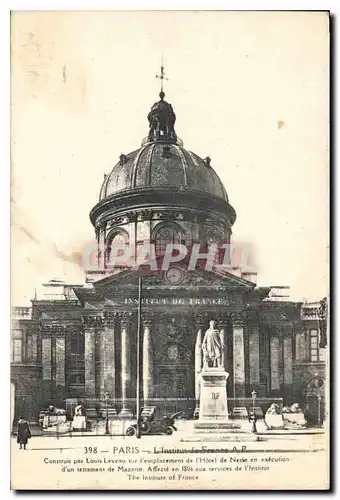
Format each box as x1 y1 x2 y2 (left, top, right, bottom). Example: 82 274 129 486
10 10 330 490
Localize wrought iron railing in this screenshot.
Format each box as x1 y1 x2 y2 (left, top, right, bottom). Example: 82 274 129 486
57 396 284 419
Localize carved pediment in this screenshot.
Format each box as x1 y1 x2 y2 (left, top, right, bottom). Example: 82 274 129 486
91 267 257 293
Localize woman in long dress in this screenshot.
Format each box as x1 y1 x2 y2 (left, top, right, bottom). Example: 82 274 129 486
17 416 31 450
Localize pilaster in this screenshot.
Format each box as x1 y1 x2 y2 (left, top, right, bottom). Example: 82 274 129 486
83 315 102 398
142 316 153 404
120 313 133 417
231 312 246 398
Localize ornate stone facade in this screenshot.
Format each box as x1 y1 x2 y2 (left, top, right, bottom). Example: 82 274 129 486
11 283 327 424
10 89 327 425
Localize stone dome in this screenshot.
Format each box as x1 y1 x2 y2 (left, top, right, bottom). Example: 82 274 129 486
90 91 236 231
99 142 229 202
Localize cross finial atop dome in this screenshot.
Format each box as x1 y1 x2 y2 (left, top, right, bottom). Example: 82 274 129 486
155 56 168 98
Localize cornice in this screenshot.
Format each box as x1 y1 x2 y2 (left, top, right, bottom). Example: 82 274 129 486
90 187 236 228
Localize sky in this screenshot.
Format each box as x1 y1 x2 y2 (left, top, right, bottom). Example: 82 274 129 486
10 10 329 306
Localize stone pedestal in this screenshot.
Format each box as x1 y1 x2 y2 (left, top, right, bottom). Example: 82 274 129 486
198 368 229 421
43 414 68 431
265 413 284 430
188 368 258 442
194 368 243 434
282 412 307 429
47 415 66 426
42 415 49 429
72 416 87 431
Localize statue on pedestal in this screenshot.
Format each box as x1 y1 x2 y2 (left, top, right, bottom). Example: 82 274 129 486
202 320 224 369
72 405 87 432
265 403 284 430
282 402 307 428
74 405 86 417
48 405 66 416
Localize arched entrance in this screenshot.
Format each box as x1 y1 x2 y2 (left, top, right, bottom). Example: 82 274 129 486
153 341 194 415
305 376 325 426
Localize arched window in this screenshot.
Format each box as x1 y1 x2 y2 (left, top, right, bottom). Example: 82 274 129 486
106 230 129 266
307 377 324 391
153 224 182 257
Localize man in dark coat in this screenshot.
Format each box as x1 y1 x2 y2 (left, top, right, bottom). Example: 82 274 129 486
17 416 31 450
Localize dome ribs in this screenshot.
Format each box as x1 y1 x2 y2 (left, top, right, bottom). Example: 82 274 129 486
172 145 188 186
151 144 185 187
131 145 148 189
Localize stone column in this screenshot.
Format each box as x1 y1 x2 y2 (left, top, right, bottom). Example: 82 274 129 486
98 230 105 270
42 337 52 400
295 325 308 362
270 335 280 391
232 313 245 398
120 316 133 417
51 337 56 387
219 321 228 370
100 313 116 408
84 321 97 398
31 333 38 361
194 317 204 416
249 324 260 389
283 330 293 387
55 337 66 398
142 318 153 404
37 327 42 363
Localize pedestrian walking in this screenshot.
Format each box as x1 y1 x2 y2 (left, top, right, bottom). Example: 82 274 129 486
17 416 31 450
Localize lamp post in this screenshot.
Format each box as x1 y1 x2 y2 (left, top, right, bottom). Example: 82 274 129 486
317 393 322 428
250 390 257 434
136 276 142 439
104 391 109 435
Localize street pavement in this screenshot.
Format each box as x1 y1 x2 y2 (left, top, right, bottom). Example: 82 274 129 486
10 421 328 490
11 419 327 452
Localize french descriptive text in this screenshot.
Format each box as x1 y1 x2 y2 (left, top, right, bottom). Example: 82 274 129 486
42 449 291 481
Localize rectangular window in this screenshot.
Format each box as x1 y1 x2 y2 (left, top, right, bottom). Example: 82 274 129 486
319 348 326 362
311 349 318 362
26 334 37 362
309 329 322 362
26 335 32 361
12 329 23 338
13 339 22 362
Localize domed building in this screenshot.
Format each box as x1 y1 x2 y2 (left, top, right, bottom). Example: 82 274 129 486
11 87 327 426
90 90 235 274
